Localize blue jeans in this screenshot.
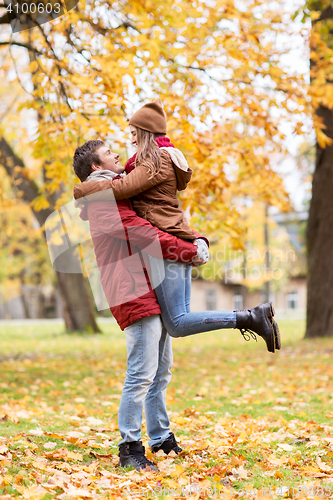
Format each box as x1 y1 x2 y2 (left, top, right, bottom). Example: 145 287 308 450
118 314 173 447
149 258 236 337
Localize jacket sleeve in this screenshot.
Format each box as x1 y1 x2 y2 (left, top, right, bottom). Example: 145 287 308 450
192 229 209 248
74 163 162 201
92 201 197 263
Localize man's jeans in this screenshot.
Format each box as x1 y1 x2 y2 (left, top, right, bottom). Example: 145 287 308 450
118 314 172 447
149 258 237 337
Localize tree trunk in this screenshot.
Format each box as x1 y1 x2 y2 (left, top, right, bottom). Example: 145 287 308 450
305 2 333 338
305 104 333 337
0 135 100 333
20 282 31 319
56 271 100 332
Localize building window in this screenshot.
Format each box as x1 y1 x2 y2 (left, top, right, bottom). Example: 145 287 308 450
206 289 217 310
287 291 298 310
233 294 243 311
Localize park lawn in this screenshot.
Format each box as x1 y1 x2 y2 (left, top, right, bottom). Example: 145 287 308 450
1 319 333 499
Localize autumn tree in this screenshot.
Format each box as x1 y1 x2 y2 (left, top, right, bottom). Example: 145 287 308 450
0 74 100 331
0 0 319 328
303 0 333 338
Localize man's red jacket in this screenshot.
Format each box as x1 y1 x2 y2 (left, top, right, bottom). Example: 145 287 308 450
80 194 207 330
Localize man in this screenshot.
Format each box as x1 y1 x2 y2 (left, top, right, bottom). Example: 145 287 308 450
73 140 208 472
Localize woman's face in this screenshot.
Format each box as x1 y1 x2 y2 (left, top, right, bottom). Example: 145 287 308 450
129 125 138 148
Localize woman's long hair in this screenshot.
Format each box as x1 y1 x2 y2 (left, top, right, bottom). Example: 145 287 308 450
135 127 164 179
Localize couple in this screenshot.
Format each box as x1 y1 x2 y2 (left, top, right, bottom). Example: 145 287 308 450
73 98 281 472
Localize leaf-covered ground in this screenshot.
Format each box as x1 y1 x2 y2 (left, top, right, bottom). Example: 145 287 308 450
1 319 333 499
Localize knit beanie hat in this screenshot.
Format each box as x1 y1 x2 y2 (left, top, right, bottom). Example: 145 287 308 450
129 98 167 134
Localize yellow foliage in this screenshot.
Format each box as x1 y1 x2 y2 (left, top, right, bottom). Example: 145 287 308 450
32 195 50 211
0 0 331 248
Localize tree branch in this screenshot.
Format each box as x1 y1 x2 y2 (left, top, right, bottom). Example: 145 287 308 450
181 63 304 97
80 16 139 36
0 12 10 23
318 6 333 22
64 26 95 68
0 41 42 54
35 23 73 112
0 95 19 121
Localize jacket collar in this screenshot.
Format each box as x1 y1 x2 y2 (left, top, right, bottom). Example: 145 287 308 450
86 169 126 182
74 170 125 211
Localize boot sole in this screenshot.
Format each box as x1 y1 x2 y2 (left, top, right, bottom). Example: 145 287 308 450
263 303 275 353
268 302 281 350
272 319 281 350
118 461 159 472
118 455 159 472
117 463 161 472
269 302 275 317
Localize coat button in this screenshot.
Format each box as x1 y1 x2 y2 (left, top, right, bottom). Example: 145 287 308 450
132 266 135 270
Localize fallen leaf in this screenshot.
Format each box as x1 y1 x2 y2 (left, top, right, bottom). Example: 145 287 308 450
29 430 44 437
231 465 249 479
278 443 294 451
230 455 244 466
43 442 57 450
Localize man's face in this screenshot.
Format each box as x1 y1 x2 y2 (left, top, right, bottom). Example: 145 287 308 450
129 125 137 148
92 146 125 174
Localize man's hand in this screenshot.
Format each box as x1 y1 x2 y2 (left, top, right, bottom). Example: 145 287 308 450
192 239 209 267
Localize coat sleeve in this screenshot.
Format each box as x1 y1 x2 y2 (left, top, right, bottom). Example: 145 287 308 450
192 229 209 248
74 163 163 201
92 201 197 263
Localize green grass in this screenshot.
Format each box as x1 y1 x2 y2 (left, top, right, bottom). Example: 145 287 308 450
1 319 333 498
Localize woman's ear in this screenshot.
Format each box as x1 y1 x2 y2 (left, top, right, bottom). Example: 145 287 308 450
91 163 98 171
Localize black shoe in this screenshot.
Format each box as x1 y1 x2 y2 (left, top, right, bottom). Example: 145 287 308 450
151 432 183 455
118 441 159 472
235 302 279 353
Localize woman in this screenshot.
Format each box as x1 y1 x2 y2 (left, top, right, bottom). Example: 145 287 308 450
73 98 280 353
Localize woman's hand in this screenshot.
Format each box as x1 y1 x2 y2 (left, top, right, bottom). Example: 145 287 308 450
192 238 209 267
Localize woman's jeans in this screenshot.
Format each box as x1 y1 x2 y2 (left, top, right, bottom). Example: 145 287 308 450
150 258 236 337
118 314 173 447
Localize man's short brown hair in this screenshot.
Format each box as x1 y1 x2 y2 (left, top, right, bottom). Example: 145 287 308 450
73 140 104 182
